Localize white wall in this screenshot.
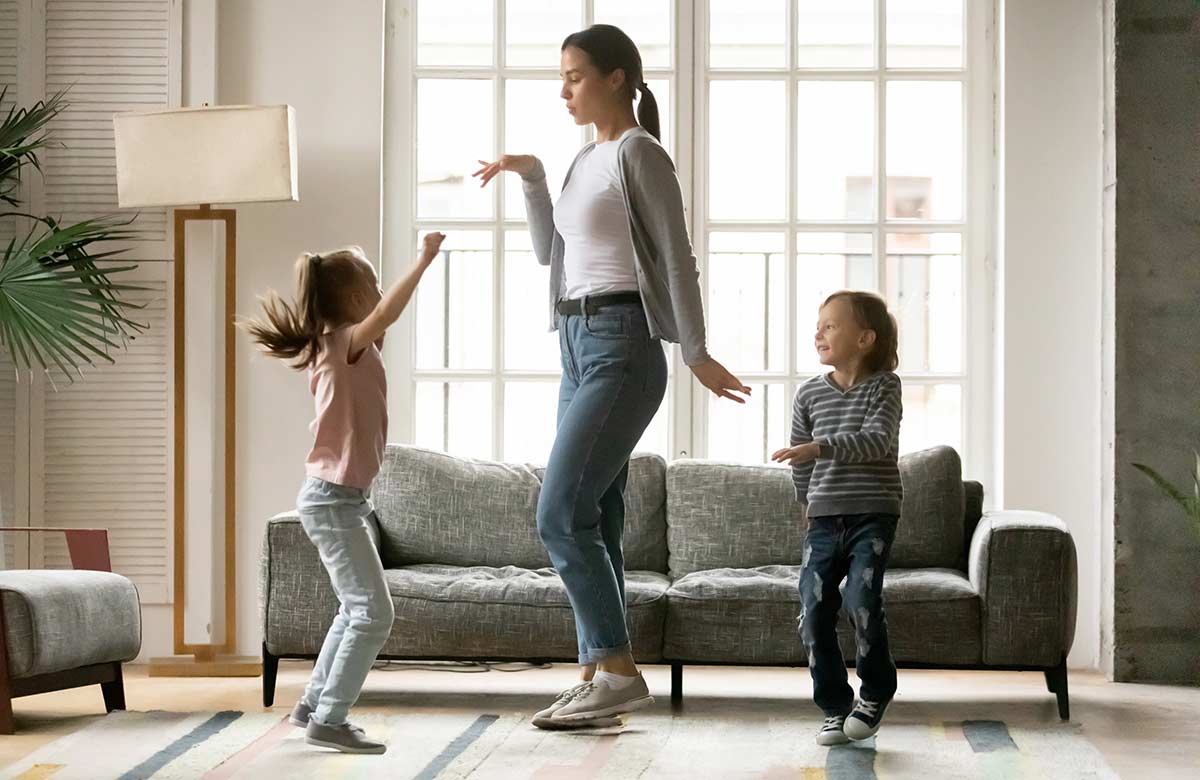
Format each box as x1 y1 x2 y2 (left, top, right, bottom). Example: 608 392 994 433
213 0 385 657
997 0 1105 670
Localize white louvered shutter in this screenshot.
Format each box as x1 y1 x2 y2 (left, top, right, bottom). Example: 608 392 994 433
38 264 170 601
22 0 179 602
0 0 23 569
42 0 172 249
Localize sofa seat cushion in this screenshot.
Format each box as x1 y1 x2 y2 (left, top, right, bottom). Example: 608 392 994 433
0 570 141 678
374 565 669 662
663 566 981 666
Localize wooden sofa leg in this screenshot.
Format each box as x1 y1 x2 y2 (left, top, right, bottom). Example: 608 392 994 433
0 688 12 734
1044 654 1070 720
263 643 279 707
101 663 127 712
670 663 683 708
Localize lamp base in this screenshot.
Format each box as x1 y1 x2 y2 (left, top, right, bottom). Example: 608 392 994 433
148 654 262 678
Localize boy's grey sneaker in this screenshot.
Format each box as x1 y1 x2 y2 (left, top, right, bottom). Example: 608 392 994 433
288 700 314 727
305 719 387 755
816 714 850 746
550 675 654 722
844 698 889 741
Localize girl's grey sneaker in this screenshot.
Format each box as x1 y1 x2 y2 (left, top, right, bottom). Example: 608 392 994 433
550 675 654 722
532 682 622 729
305 720 387 754
816 714 850 746
843 698 888 741
288 700 314 727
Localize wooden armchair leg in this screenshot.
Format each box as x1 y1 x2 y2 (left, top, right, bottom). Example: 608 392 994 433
101 663 126 712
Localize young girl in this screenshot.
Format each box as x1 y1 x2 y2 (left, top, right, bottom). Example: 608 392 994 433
771 291 903 747
241 233 444 754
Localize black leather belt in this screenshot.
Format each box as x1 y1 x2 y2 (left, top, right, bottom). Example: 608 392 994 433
555 291 642 316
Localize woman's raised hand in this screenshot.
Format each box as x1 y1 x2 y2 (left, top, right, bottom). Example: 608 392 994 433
472 155 536 187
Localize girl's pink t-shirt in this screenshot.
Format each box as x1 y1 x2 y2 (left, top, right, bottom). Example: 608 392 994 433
304 326 387 490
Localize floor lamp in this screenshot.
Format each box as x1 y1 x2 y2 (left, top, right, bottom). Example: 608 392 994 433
114 105 298 676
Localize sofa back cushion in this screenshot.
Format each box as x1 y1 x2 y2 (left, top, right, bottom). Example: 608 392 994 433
373 445 668 572
665 446 966 576
666 461 806 578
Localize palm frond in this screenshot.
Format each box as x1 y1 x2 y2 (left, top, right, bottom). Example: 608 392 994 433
0 217 147 380
0 87 68 209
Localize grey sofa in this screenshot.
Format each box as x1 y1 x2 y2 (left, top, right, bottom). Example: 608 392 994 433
260 444 1077 719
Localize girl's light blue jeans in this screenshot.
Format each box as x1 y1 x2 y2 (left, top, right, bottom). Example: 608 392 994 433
296 476 394 725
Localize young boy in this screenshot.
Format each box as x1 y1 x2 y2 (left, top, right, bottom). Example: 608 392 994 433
772 290 903 746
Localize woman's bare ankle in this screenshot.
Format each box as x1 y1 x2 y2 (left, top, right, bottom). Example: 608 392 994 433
580 664 597 682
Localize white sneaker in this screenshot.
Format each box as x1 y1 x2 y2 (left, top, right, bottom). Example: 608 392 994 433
550 674 654 722
532 682 623 729
816 714 850 746
843 698 889 741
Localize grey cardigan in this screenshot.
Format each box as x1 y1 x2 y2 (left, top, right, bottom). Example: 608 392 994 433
520 127 710 366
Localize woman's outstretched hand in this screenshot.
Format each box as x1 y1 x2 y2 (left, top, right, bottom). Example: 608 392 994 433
472 155 536 187
690 358 752 404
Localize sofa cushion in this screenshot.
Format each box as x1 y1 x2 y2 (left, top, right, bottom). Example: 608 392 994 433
665 447 966 575
380 565 668 662
372 445 668 573
665 461 806 578
892 446 966 569
663 565 980 666
0 570 141 678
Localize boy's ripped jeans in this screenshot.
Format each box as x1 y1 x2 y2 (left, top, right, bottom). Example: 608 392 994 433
798 513 899 716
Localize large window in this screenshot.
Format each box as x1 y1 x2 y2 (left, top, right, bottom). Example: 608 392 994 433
391 0 989 470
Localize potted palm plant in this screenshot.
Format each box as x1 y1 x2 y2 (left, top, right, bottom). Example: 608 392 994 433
0 87 144 382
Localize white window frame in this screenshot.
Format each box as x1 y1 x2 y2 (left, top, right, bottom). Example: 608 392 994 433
384 0 994 483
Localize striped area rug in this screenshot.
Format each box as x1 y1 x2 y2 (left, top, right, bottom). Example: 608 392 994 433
0 706 1120 779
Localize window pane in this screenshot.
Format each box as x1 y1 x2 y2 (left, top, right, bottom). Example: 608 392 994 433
886 81 962 221
418 79 494 219
593 0 672 68
796 81 875 221
506 0 580 67
503 231 560 371
795 232 875 373
797 0 874 68
418 0 493 67
707 383 788 464
505 80 584 220
707 232 786 373
886 0 963 69
709 81 786 221
900 383 961 455
503 381 560 463
885 232 962 373
415 231 494 370
415 381 494 459
636 392 670 457
710 0 786 69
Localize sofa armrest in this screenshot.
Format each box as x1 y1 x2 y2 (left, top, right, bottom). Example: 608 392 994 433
968 510 1077 667
259 512 339 656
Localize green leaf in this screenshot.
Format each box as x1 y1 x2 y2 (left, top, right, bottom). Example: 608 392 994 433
1132 463 1191 514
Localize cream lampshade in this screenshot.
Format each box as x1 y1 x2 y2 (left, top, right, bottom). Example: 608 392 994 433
114 104 297 677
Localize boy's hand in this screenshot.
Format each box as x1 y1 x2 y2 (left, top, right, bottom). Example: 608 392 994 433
419 232 446 266
771 443 819 465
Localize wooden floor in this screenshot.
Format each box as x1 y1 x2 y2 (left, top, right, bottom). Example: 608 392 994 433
2 662 1197 778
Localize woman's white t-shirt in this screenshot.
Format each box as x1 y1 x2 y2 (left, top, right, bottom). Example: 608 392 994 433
553 128 640 299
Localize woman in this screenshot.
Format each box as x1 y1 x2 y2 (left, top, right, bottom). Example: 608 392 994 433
473 24 749 729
